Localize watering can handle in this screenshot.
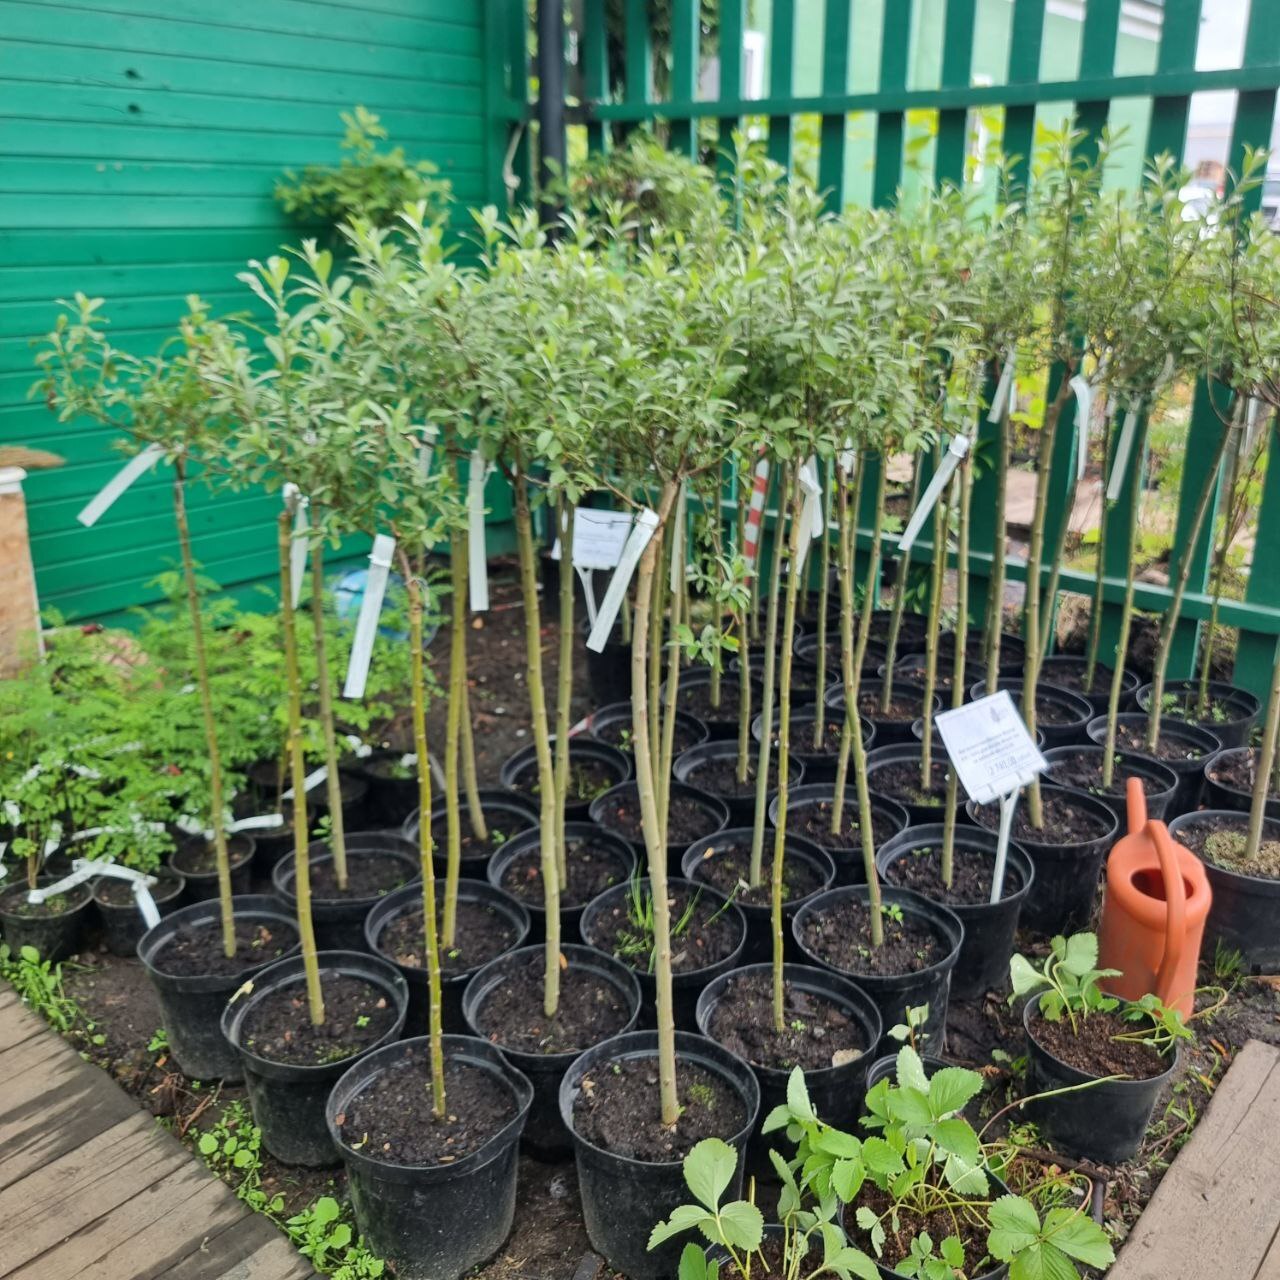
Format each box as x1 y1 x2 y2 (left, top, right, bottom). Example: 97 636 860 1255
1127 776 1148 834
1148 818 1187 1006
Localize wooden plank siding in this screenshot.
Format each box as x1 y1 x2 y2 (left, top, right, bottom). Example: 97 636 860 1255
0 0 508 622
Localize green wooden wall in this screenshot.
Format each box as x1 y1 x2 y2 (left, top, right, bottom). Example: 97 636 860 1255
0 0 513 623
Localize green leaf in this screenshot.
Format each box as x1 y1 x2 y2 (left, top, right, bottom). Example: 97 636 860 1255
678 1242 711 1280
786 1066 816 1122
896 1045 929 1093
197 1133 218 1156
940 1236 965 1268
1008 1241 1081 1280
987 1195 1042 1261
887 1086 934 1127
927 1067 984 1118
830 1157 865 1203
1062 933 1099 977
1009 953 1046 997
828 1246 879 1280
684 1138 738 1212
1041 1208 1115 1267
761 1103 793 1134
933 1118 982 1165
648 1205 713 1250
861 1137 904 1179
715 1201 764 1251
815 1128 863 1159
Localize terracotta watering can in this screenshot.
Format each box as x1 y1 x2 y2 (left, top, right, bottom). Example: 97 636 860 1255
1097 777 1211 1018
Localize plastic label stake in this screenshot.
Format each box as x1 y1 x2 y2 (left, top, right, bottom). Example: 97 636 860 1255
669 482 687 592
742 452 771 574
468 449 491 612
418 424 438 477
586 508 659 653
282 765 328 801
551 508 636 630
898 435 969 558
77 444 165 527
991 789 1020 906
1105 398 1142 502
1069 374 1095 481
283 483 310 609
987 350 1016 423
343 533 397 699
35 860 162 931
793 456 823 577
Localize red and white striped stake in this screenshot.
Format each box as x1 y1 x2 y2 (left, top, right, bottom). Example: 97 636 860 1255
741 450 771 576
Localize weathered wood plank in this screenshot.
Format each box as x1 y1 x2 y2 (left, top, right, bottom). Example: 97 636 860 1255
1110 1039 1280 1280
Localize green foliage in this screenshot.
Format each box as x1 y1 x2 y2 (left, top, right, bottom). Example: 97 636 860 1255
1008 932 1122 1034
0 943 82 1032
275 107 452 232
286 1197 385 1279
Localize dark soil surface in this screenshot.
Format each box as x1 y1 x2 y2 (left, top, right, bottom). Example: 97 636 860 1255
468 953 633 1054
883 846 1023 906
336 1049 517 1166
1209 749 1279 800
594 788 720 847
171 835 252 876
678 679 749 722
789 799 898 851
892 662 956 693
867 758 950 806
361 754 416 780
1029 692 1085 724
429 808 536 859
1113 722 1211 763
781 716 844 757
973 790 1110 845
1147 689 1250 732
570 1056 745 1162
1046 751 1166 799
1029 1006 1168 1080
1175 812 1280 879
687 838 826 908
148 917 298 979
508 757 620 805
378 899 518 976
94 871 183 906
797 897 945 976
682 753 792 798
706 972 870 1072
0 882 90 919
583 881 740 976
858 688 927 721
497 836 629 909
852 1182 994 1276
1039 660 1114 695
304 854 413 900
589 713 704 757
239 974 399 1066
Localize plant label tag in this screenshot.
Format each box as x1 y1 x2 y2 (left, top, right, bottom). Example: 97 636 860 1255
586 508 659 653
669 481 687 592
77 444 165 527
1070 374 1095 481
987 351 1016 423
283 484 310 609
935 690 1046 807
282 765 328 801
550 508 634 570
793 455 824 577
1105 399 1142 503
898 435 968 557
343 533 396 700
742 453 771 573
468 449 491 612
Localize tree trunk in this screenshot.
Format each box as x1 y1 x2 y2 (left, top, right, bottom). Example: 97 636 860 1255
985 373 1011 693
920 479 947 791
442 529 467 948
554 498 576 890
812 465 833 751
1247 639 1280 859
880 456 923 712
308 539 348 891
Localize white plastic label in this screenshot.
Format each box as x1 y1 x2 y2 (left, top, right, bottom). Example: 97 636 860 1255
1105 399 1142 503
586 509 659 652
282 765 328 801
793 456 823 577
77 444 165 527
987 350 1016 423
935 690 1047 806
669 482 687 592
343 533 397 699
1070 374 1095 481
898 435 968 558
284 484 310 609
550 508 635 571
468 449 491 612
742 454 771 572
418 424 438 477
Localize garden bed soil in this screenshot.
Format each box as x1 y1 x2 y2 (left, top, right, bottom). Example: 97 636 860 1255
781 716 843 755
796 898 944 977
308 855 411 899
0 882 90 919
1029 1006 1167 1080
973 790 1109 845
852 1183 992 1276
429 811 534 859
1046 751 1163 799
497 835 629 908
892 662 956 693
678 680 748 722
705 971 869 1072
868 759 950 807
590 714 704 757
468 952 632 1054
684 754 787 798
335 1047 517 1166
171 835 252 876
881 847 1005 906
148 917 297 978
379 899 518 975
789 800 897 851
1112 722 1207 763
240 973 399 1066
508 758 618 806
1209 749 1280 802
595 790 718 847
585 882 739 975
1176 812 1280 879
858 689 925 722
570 1056 745 1162
687 839 824 908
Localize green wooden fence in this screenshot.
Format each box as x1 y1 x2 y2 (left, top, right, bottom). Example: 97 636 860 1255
553 0 1280 702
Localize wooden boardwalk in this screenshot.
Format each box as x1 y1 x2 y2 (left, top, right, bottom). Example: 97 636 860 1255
1110 1038 1280 1280
0 987 314 1280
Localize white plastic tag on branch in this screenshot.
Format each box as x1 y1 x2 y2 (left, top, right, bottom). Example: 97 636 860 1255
77 444 165 527
586 509 659 653
227 813 285 835
283 483 310 610
1105 398 1142 503
1243 397 1264 457
898 436 969 557
418 425 439 478
343 533 397 699
468 449 491 612
987 350 1016 423
793 456 824 578
283 764 328 801
669 482 687 592
1069 374 1095 481
742 453 771 573
343 734 374 759
838 437 857 477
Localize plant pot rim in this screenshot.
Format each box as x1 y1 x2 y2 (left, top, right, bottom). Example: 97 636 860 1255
485 823 636 912
694 960 884 1082
558 1029 760 1171
221 948 409 1078
588 781 730 847
1087 712 1222 759
1135 678 1261 720
680 828 836 913
271 835 419 906
966 784 1118 852
1169 809 1280 890
461 942 642 1062
1041 744 1179 794
770 784 911 839
171 832 255 877
1021 996 1180 1088
674 737 805 786
326 1033 533 1182
977 678 1093 722
498 737 632 787
0 875 93 916
93 868 185 908
876 825 1035 904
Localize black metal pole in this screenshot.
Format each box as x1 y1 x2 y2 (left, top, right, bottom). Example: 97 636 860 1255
536 0 567 228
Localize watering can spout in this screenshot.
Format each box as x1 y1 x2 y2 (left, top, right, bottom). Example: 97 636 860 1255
1126 775 1147 835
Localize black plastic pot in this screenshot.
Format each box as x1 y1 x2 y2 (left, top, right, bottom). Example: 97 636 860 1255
1038 656 1139 718
1169 809 1280 973
667 667 764 741
138 894 301 1081
967 785 1118 935
222 949 408 1166
672 738 804 827
681 829 836 964
589 781 729 870
0 877 92 962
169 833 254 902
247 759 370 829
499 738 632 822
1203 747 1280 819
327 1035 533 1280
751 708 866 786
793 631 887 683
271 833 420 952
486 823 636 945
867 608 930 648
402 788 538 881
92 867 186 957
1085 712 1221 818
695 963 882 1158
792 886 963 1057
865 742 958 827
559 1030 760 1280
877 826 1033 1000
828 679 939 748
350 750 421 829
365 880 531 1035
578 876 747 1031
583 618 630 707
1042 745 1179 825
768 784 910 885
1023 998 1178 1163
584 700 711 760
1134 679 1261 750
977 678 1094 748
462 944 642 1160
